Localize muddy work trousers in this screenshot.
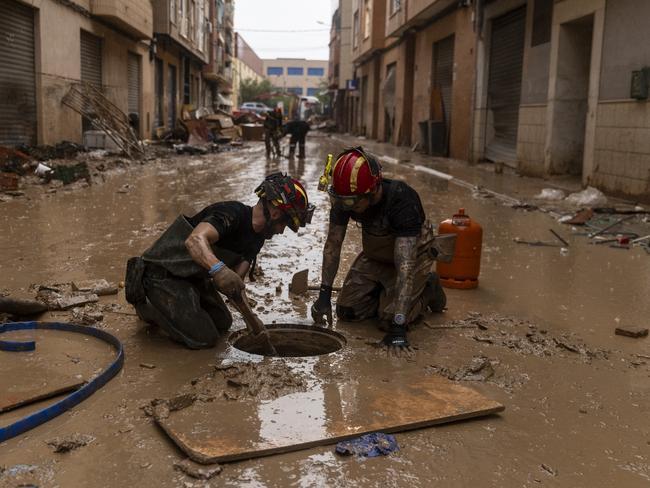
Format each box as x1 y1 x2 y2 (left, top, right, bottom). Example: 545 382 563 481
288 134 306 159
335 249 437 325
264 130 281 157
135 266 232 349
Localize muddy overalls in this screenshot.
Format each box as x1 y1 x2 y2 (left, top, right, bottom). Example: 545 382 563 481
335 184 440 324
125 216 243 349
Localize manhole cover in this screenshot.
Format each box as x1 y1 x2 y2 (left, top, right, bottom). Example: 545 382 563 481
229 324 346 357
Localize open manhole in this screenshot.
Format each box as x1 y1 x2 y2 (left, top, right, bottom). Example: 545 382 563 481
229 324 346 358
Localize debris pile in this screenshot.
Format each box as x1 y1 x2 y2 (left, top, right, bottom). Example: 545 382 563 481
46 433 95 453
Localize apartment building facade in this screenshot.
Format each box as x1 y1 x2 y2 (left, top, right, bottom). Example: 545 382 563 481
262 58 328 98
232 33 265 109
328 1 355 132
0 0 153 146
336 0 650 200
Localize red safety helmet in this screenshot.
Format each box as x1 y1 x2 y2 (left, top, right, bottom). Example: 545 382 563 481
327 147 382 208
255 172 315 232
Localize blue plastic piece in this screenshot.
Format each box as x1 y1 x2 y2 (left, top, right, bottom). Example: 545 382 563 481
0 321 124 443
335 432 399 457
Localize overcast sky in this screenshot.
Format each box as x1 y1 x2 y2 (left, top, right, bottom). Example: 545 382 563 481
234 0 335 61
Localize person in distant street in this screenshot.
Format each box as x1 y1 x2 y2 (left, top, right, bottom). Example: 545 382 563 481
263 109 283 158
311 147 447 354
282 119 310 159
125 173 315 349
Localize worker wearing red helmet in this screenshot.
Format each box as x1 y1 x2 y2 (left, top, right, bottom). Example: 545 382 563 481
311 147 446 351
126 173 314 349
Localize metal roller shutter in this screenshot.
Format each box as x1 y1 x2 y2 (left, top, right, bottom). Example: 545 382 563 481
80 30 103 88
433 35 455 125
0 0 36 146
127 52 141 116
486 6 526 164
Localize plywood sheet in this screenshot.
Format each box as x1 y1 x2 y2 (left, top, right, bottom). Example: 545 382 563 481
157 374 504 464
0 365 84 413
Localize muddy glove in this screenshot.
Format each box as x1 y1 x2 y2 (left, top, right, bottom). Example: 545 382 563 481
211 265 245 299
311 284 333 326
381 314 413 357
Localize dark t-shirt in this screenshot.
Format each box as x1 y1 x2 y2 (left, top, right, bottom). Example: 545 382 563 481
329 178 425 237
284 120 310 137
188 201 265 263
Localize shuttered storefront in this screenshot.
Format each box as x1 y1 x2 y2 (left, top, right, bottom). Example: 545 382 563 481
486 6 526 164
433 35 455 126
80 31 102 88
0 0 36 146
80 30 102 132
127 52 141 117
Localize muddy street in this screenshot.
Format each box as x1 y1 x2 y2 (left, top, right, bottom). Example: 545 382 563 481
1 136 650 487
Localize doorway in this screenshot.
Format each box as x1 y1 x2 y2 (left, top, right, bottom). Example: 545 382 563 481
547 15 594 175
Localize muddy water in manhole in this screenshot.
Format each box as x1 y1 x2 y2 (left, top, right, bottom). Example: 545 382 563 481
229 324 346 357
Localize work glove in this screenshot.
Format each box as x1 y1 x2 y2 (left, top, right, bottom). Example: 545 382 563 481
381 315 413 358
211 266 246 299
311 284 333 326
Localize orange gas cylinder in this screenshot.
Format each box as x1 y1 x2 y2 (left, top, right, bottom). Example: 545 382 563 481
436 208 482 289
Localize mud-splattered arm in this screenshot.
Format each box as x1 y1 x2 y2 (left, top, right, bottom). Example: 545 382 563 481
393 236 418 319
185 222 221 270
320 224 347 287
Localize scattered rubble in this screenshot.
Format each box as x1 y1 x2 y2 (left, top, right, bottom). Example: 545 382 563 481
46 433 95 453
173 459 222 480
72 279 118 296
429 356 495 382
615 327 648 338
447 312 609 361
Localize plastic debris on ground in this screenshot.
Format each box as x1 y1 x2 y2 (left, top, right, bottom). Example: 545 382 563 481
335 433 399 457
534 188 566 201
565 186 607 207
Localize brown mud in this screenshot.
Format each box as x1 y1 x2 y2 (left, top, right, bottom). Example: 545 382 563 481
1 135 649 487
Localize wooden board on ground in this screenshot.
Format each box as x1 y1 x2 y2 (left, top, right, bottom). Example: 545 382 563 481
0 365 84 414
157 374 504 464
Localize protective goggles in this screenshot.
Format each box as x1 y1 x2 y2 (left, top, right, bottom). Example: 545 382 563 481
327 188 371 210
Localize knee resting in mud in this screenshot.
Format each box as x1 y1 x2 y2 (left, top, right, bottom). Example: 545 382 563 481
336 305 357 321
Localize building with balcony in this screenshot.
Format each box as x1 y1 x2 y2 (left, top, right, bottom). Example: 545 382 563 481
329 3 355 132
262 58 328 98
151 0 211 133
202 0 235 113
232 33 266 109
0 0 154 146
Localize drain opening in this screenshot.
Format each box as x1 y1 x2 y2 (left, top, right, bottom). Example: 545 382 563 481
230 324 346 357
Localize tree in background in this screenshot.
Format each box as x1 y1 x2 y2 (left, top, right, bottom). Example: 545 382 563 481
239 78 275 104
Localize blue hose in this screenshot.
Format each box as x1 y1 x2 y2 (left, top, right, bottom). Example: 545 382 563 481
0 321 124 443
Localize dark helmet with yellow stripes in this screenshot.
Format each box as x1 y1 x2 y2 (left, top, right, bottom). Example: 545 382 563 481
255 172 315 232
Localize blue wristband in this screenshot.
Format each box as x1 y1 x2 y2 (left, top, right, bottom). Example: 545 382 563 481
208 262 225 276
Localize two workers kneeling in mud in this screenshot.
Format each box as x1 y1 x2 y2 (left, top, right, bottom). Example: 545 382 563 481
125 147 447 353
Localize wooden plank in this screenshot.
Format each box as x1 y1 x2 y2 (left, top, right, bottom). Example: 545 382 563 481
157 374 504 464
0 363 85 414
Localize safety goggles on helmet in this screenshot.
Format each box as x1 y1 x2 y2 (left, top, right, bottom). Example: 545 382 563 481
327 188 371 210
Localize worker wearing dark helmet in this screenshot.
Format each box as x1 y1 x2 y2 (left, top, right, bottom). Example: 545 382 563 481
311 147 447 352
282 119 310 159
125 173 315 349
